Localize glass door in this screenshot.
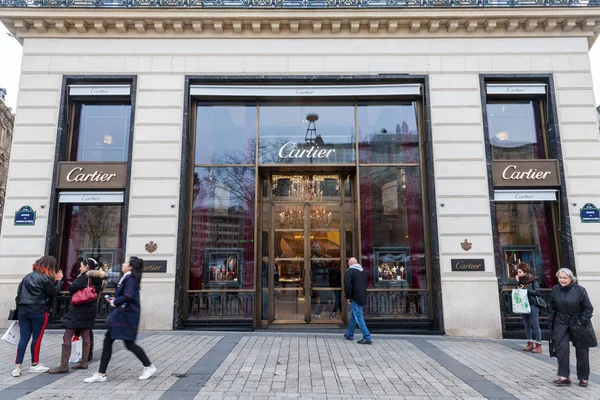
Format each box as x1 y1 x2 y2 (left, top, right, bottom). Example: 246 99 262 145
266 173 351 324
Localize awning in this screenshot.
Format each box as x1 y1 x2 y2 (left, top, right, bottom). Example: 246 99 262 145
494 189 557 202
190 84 422 97
58 191 124 204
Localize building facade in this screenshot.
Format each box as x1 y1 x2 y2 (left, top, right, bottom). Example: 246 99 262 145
1 3 600 338
0 88 14 233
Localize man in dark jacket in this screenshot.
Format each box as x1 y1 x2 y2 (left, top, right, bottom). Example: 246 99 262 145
344 257 372 344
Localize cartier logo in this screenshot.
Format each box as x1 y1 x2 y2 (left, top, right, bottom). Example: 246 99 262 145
90 88 109 94
451 259 485 272
296 89 314 95
278 142 335 159
57 162 128 189
501 165 552 181
506 87 525 93
66 167 117 183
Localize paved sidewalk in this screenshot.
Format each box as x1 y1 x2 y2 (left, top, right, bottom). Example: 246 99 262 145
0 329 599 400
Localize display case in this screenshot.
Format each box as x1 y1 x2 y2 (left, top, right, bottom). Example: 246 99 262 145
373 247 411 287
204 248 243 288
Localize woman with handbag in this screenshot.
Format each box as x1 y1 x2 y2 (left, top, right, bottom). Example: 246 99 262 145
12 256 63 377
49 258 106 374
84 256 157 383
515 262 543 353
549 267 597 387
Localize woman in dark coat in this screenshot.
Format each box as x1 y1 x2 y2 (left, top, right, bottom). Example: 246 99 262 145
49 258 106 373
550 267 597 387
84 256 157 383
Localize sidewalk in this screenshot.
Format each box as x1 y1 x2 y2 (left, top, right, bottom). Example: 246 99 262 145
0 329 599 400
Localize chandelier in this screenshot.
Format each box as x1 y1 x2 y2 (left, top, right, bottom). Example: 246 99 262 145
279 205 332 229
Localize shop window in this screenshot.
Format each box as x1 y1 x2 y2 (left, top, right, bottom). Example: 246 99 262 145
60 204 124 291
358 103 420 164
71 103 132 162
486 101 544 160
189 167 255 292
359 166 426 289
258 102 355 165
195 103 256 165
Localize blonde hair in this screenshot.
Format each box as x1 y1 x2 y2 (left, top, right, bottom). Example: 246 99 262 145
556 267 577 284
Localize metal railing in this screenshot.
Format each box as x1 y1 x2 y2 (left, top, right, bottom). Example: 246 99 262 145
187 291 255 321
0 0 598 8
50 292 111 324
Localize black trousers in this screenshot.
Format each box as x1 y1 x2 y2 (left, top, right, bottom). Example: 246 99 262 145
99 331 151 374
556 329 590 380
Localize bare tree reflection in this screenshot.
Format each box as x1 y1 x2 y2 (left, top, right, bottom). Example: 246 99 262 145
71 205 120 259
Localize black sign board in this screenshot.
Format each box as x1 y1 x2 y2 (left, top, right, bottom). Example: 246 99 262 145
143 260 167 273
451 259 485 272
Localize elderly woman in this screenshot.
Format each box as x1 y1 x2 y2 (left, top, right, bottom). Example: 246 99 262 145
549 268 597 387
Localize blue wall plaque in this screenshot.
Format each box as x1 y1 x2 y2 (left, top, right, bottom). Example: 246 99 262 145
14 206 36 226
580 203 600 223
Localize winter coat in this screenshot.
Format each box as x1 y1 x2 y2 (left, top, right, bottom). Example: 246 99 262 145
549 283 597 348
17 271 62 314
106 274 141 341
61 270 106 330
344 264 368 306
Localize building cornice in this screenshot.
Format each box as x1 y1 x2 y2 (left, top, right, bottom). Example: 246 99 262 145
1 9 600 46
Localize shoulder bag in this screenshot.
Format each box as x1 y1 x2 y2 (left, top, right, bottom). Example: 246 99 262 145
71 277 98 305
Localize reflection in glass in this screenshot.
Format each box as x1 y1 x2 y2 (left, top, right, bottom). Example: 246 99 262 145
358 103 419 164
196 104 256 164
189 167 255 290
259 104 355 164
72 104 131 162
311 260 342 320
272 174 341 201
360 166 426 289
487 102 544 160
60 204 124 291
495 202 558 288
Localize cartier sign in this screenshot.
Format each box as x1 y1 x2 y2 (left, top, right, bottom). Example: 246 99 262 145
492 160 560 188
451 259 485 272
57 162 127 189
278 142 336 160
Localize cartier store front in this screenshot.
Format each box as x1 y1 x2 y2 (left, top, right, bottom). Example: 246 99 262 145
179 80 442 332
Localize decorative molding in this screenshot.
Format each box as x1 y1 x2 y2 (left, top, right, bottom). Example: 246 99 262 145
0 9 599 42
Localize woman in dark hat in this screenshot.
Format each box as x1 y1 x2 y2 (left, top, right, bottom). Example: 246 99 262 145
84 256 157 383
49 257 106 373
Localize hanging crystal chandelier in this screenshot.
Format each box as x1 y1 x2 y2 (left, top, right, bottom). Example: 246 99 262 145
279 205 332 229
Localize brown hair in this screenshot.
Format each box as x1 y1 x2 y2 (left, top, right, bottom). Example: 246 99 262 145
32 255 58 279
516 262 531 275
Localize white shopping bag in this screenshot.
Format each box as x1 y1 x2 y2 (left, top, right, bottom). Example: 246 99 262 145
1 321 20 346
512 288 531 314
69 336 82 363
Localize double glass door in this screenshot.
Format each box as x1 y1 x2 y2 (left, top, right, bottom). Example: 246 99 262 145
262 173 354 324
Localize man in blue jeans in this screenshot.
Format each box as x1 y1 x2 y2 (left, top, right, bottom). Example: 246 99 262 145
344 257 372 344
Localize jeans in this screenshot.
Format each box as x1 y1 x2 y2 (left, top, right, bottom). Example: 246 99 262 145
346 301 371 341
16 313 48 365
521 304 542 343
556 328 590 380
99 331 151 374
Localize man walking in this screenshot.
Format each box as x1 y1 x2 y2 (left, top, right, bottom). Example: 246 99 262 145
344 257 372 344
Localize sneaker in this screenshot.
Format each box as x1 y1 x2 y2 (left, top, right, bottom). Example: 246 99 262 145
343 334 353 341
329 311 337 318
315 313 321 319
29 363 49 373
139 365 157 380
11 368 21 377
84 373 107 383
357 339 373 345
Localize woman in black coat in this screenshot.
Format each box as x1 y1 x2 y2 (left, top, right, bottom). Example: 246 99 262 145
550 267 597 387
49 258 106 374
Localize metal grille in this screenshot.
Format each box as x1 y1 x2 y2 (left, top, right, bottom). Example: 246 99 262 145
187 291 255 320
50 293 111 324
364 291 429 318
0 0 598 8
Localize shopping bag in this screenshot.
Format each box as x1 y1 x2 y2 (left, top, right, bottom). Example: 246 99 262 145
512 288 531 314
69 336 82 363
1 321 20 346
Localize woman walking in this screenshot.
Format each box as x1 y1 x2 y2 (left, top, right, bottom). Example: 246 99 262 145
12 256 63 377
515 262 543 353
550 267 597 387
49 258 106 373
84 256 157 383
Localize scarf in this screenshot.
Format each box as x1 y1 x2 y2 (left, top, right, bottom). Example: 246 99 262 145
518 274 536 286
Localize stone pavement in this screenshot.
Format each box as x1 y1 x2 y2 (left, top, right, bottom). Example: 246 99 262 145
0 329 599 400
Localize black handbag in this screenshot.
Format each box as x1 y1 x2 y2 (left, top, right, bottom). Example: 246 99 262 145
548 338 557 358
535 296 547 308
8 308 18 321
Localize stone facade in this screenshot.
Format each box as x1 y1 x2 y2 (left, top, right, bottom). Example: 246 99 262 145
0 7 599 337
0 90 14 234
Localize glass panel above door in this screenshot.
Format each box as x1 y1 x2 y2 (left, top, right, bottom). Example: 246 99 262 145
258 103 355 165
272 174 341 202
